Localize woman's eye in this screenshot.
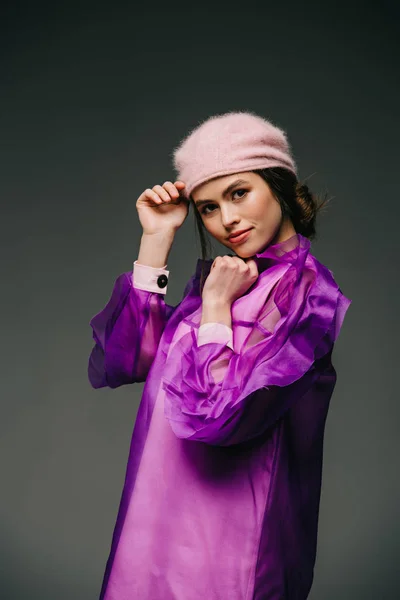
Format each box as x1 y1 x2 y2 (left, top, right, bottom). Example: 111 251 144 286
200 189 247 215
232 188 247 199
200 204 215 215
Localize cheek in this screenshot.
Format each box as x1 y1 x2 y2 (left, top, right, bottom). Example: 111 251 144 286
202 220 218 236
256 197 281 223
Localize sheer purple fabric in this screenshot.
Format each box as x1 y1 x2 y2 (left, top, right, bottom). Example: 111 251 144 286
160 234 348 446
88 233 351 600
88 277 177 387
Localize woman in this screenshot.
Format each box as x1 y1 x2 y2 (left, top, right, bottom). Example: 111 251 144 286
88 111 351 599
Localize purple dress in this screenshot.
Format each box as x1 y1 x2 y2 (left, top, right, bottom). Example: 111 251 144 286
88 233 351 600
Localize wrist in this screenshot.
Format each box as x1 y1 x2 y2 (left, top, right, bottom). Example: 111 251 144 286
201 296 232 328
138 231 175 268
202 294 232 308
141 230 176 243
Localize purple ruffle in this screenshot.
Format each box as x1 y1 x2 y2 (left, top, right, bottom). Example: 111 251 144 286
161 235 351 445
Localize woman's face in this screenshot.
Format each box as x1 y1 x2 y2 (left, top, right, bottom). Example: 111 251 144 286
191 171 296 258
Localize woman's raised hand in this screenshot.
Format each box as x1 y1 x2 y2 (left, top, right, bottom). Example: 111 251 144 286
136 181 189 235
202 255 259 305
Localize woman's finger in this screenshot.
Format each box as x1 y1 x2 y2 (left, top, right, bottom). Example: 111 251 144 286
144 188 162 204
163 181 180 199
153 184 171 202
247 259 259 278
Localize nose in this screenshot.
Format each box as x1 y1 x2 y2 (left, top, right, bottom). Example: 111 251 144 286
220 204 240 228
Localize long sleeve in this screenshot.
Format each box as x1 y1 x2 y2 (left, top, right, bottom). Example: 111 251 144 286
88 262 178 389
161 257 352 446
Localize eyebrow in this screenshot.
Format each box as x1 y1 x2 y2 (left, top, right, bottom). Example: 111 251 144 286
194 178 250 206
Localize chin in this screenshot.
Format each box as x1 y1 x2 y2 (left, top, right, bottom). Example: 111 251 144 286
233 248 255 259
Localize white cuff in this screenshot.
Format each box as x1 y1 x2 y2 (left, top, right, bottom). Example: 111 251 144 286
197 322 234 350
132 261 169 295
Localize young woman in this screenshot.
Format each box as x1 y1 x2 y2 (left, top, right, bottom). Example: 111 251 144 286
88 111 351 600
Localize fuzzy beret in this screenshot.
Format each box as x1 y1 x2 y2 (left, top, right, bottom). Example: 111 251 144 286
172 111 298 199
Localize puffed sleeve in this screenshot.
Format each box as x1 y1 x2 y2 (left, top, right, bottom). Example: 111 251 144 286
88 263 195 389
161 258 351 446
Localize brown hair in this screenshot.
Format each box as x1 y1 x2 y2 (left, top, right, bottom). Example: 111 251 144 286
190 167 332 293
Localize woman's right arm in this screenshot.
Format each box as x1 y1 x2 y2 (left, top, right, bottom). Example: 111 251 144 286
88 180 190 389
88 233 178 389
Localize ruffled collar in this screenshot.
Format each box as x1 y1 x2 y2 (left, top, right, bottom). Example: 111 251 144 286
195 232 311 278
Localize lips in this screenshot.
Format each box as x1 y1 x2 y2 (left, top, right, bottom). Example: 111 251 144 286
228 228 252 241
228 228 253 244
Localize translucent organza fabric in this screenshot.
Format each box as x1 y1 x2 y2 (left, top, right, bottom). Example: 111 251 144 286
88 233 351 599
160 234 348 446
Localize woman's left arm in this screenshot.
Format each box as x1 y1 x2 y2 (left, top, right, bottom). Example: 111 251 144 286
161 265 352 446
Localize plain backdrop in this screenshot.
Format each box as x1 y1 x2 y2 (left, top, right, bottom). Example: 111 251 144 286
1 1 399 598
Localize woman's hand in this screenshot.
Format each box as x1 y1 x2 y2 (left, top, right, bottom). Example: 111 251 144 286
202 255 259 305
136 180 189 235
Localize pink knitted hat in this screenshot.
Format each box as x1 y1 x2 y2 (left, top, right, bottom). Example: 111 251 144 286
172 111 298 199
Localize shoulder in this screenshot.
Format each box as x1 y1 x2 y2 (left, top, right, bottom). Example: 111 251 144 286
306 252 343 297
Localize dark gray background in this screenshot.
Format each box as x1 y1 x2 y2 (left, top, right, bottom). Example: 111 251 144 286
1 1 399 598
